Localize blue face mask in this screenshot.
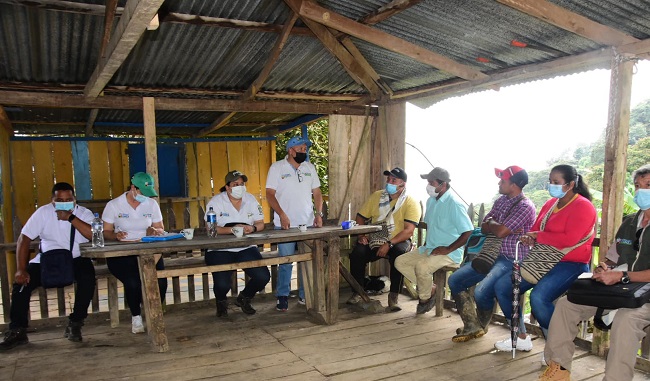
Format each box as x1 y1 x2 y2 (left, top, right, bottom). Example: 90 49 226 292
548 184 567 198
634 189 650 210
54 201 74 211
135 193 148 203
385 183 398 195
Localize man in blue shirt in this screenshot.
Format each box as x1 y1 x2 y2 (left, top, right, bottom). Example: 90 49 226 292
395 167 473 315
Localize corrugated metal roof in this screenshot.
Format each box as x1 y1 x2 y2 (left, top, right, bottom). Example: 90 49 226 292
0 0 648 136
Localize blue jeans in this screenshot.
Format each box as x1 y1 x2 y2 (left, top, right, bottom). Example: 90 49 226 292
276 228 305 299
205 247 270 301
495 261 589 331
449 256 526 333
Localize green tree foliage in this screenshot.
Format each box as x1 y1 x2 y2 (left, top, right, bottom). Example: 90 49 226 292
522 98 650 214
275 118 329 196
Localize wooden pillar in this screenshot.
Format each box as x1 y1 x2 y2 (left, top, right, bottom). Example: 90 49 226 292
593 51 635 357
143 97 160 198
376 102 406 175
0 106 13 243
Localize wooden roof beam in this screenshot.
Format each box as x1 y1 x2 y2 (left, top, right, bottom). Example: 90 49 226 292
284 0 384 102
497 0 639 46
84 0 165 99
299 1 488 81
0 90 378 115
0 106 12 135
161 12 313 36
359 0 424 25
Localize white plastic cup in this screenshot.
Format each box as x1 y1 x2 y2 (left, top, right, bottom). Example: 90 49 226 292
232 226 244 238
298 224 308 233
181 228 194 240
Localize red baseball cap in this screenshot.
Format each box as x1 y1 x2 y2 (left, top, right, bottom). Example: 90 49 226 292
495 166 529 188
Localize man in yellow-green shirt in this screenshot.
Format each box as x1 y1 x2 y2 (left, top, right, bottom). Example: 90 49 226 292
347 167 421 311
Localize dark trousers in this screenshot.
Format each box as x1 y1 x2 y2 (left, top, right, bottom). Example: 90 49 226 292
349 240 411 294
106 255 167 316
205 247 271 301
9 257 96 329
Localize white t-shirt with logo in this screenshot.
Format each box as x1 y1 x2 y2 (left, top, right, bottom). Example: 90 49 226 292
205 191 264 252
21 203 95 264
265 157 321 227
102 193 163 241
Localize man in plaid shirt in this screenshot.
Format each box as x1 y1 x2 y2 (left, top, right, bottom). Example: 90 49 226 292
448 166 536 345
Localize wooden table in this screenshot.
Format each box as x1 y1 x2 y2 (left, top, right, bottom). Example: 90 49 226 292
80 225 379 352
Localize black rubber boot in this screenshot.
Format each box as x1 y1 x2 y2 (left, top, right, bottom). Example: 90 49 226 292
234 293 256 315
216 300 228 318
0 328 28 350
64 320 84 342
477 308 493 334
451 291 485 343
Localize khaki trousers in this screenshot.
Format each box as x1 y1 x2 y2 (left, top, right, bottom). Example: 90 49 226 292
394 249 455 300
545 296 650 381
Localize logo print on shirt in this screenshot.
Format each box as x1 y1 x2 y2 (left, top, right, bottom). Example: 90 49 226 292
281 173 292 179
118 213 129 218
143 213 153 218
220 212 230 217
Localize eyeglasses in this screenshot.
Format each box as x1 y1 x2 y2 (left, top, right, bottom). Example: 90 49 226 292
296 169 303 183
634 229 642 251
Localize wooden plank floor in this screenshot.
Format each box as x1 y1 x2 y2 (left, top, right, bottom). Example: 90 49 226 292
1 292 649 381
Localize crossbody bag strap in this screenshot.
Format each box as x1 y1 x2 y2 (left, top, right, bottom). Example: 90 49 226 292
69 223 76 253
502 195 525 221
539 199 560 231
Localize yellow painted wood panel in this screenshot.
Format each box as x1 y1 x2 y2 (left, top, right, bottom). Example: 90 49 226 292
31 141 54 208
107 141 125 198
226 141 244 173
88 141 111 200
242 141 261 201
11 141 35 226
52 141 74 186
195 143 212 198
209 142 228 194
172 202 186 230
186 143 199 228
258 140 273 223
0 124 13 241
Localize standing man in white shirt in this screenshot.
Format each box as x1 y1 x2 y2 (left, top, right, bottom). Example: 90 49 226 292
266 136 323 311
0 182 96 350
204 170 270 317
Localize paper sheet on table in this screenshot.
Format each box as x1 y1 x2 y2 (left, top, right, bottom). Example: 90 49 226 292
578 263 629 279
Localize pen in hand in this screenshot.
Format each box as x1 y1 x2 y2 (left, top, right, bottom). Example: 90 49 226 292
19 284 25 292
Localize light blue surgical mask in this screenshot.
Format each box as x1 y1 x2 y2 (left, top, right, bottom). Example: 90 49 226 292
134 193 148 203
54 201 74 211
548 184 567 198
385 183 398 195
634 189 650 210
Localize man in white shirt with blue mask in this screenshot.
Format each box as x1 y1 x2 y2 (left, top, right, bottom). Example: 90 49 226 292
0 182 96 350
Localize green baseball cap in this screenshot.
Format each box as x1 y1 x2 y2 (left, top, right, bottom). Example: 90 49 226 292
131 172 158 197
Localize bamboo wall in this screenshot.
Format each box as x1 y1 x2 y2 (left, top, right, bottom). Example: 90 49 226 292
3 140 275 241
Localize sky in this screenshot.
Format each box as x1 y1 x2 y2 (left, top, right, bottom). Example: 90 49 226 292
405 60 650 207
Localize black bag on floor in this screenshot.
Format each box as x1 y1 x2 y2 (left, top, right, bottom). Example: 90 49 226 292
567 278 650 310
40 225 76 289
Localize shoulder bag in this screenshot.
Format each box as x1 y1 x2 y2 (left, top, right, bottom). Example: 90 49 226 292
40 225 76 289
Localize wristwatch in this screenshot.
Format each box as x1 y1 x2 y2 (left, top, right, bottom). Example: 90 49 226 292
387 241 394 249
621 271 631 284
317 211 324 218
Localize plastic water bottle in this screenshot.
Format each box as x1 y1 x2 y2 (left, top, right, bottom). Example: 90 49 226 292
206 207 217 237
91 213 104 248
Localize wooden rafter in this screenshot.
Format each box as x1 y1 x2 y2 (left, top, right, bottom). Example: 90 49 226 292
84 0 165 98
162 12 313 36
359 0 424 25
299 1 488 82
284 0 384 101
0 0 123 15
0 90 378 115
497 0 639 46
197 13 300 137
85 108 99 137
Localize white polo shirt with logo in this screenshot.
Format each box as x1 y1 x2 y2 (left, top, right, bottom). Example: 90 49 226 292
22 203 95 263
205 191 264 252
265 157 320 227
102 193 163 241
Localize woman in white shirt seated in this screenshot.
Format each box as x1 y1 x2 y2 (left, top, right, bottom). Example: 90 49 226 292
205 170 270 318
102 172 167 334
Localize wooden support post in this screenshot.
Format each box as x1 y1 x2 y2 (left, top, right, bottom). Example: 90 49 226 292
593 51 635 357
138 253 169 352
142 97 160 197
0 106 13 244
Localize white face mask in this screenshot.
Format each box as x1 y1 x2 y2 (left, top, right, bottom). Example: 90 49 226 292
230 185 246 199
426 184 439 198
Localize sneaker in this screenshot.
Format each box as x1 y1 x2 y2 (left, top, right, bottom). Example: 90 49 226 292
216 300 228 318
64 320 84 342
416 296 435 315
298 297 306 305
276 296 289 311
494 335 533 352
0 328 28 351
131 315 145 334
235 293 256 315
346 293 362 305
538 361 570 381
